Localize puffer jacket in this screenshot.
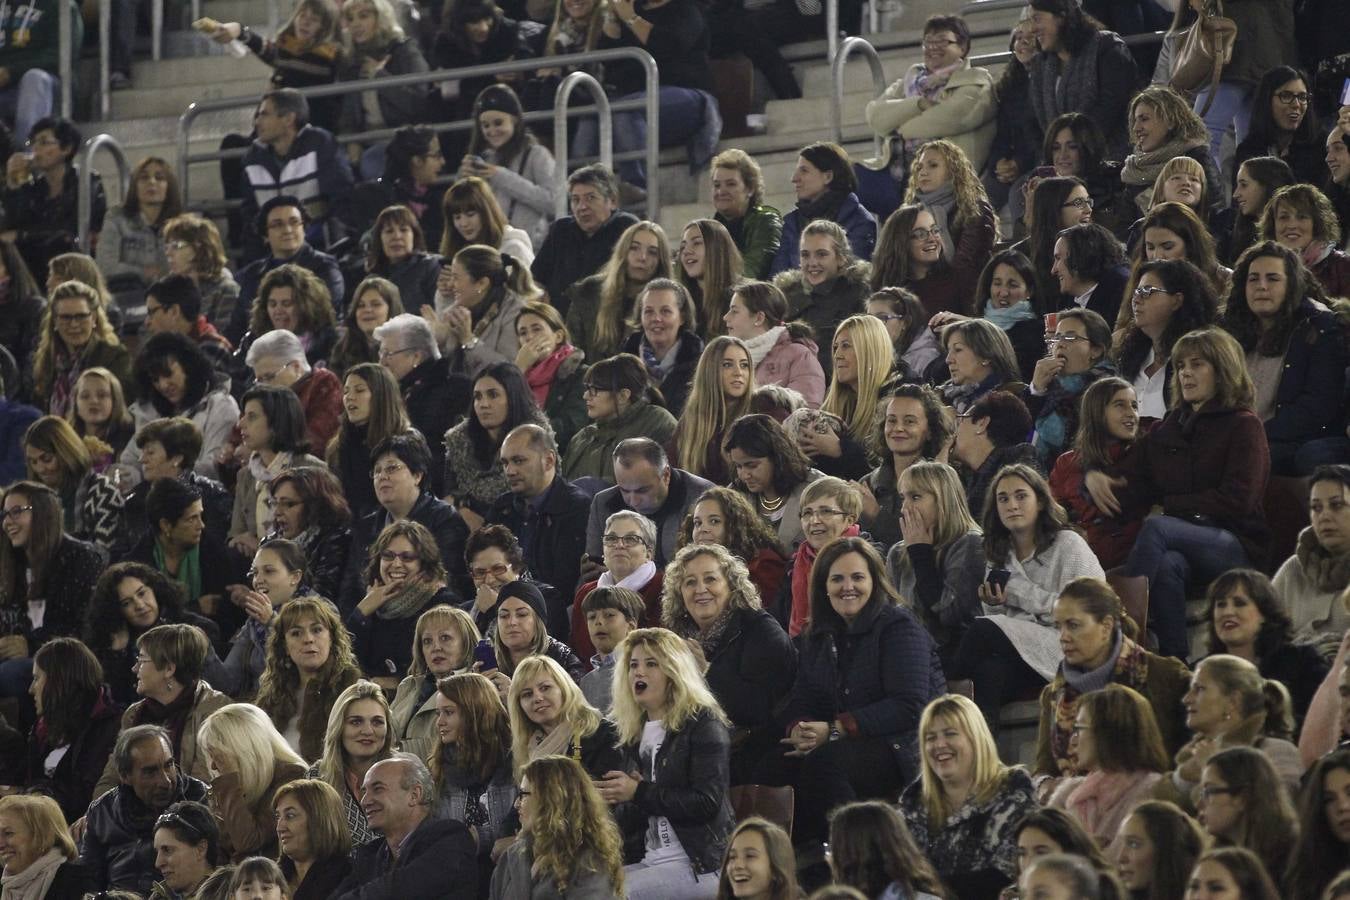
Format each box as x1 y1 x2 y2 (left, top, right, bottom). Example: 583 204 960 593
754 327 826 407
865 61 998 172
561 398 677 484
80 774 209 895
774 261 873 377
715 204 783 281
769 192 877 277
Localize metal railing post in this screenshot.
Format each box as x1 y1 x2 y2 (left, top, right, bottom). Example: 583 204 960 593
152 0 163 61
552 73 612 220
831 36 887 156
57 0 71 119
640 49 660 218
826 0 839 67
99 0 111 120
78 134 131 252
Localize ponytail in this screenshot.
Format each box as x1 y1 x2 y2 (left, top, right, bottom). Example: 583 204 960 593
1057 577 1139 640
1259 678 1294 741
498 252 540 299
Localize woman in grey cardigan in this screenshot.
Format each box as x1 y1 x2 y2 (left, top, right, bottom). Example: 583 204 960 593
462 84 556 248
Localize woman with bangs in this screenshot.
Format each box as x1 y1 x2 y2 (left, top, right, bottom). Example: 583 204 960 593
325 362 412 520
22 415 124 551
462 84 555 250
936 317 1024 414
869 204 964 320
306 680 393 845
161 213 240 330
439 176 535 266
432 672 517 872
1087 329 1271 660
709 148 783 280
562 353 676 485
273 778 353 899
95 156 180 309
900 693 1038 899
254 595 361 759
929 250 1042 383
1129 159 1217 262
770 142 877 278
336 0 428 179
67 366 134 470
1026 307 1115 470
1220 241 1348 475
507 654 624 782
901 139 998 309
678 486 788 615
676 219 744 339
197 702 309 861
1234 66 1324 188
240 263 338 368
566 220 672 360
329 276 404 379
1258 183 1350 298
815 314 893 480
513 301 588 452
390 605 478 759
264 466 351 604
32 280 133 416
885 460 984 669
673 335 754 483
364 205 440 312
599 627 733 898
492 755 625 899
866 286 941 380
1119 87 1222 221
858 385 954 550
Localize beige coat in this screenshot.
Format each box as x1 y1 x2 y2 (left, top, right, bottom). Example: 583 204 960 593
389 673 442 763
94 681 232 798
864 62 998 172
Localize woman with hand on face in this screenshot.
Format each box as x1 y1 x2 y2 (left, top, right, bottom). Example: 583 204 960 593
429 245 538 378
1025 308 1115 471
673 336 754 483
721 281 825 408
769 142 877 278
858 385 953 549
390 605 478 759
1257 183 1350 298
460 84 554 250
620 279 705 418
570 511 664 662
709 149 783 280
951 465 1106 730
484 581 584 704
305 680 392 846
462 525 533 636
513 302 589 454
884 460 984 669
197 702 309 862
1222 157 1295 267
507 655 625 785
715 818 799 900
22 415 124 552
1113 800 1206 900
661 543 794 784
599 627 733 899
565 221 672 361
439 177 535 272
349 520 458 693
364 206 440 313
254 597 361 760
1220 241 1348 475
1194 747 1298 883
273 779 353 900
0 793 93 898
678 487 788 621
899 693 1039 899
677 219 744 339
1234 67 1324 188
1120 88 1222 221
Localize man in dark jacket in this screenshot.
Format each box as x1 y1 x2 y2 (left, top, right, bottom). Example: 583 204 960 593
530 164 639 314
144 275 235 382
81 725 210 895
585 438 713 568
334 754 476 900
487 424 590 632
229 195 347 344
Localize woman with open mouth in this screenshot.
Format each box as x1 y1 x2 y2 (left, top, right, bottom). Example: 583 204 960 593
774 219 873 379
1025 307 1115 471
598 627 733 898
676 219 743 340
1234 66 1326 189
304 679 394 847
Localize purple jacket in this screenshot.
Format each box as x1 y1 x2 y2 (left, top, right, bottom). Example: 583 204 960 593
757 329 827 407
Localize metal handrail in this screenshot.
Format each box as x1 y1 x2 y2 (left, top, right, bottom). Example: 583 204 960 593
553 72 615 219
969 29 1166 67
57 0 71 119
77 133 131 252
176 47 660 213
826 0 839 68
831 36 887 154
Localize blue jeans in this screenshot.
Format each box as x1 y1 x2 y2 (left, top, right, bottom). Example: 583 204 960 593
1194 82 1253 166
0 656 33 698
1271 436 1350 475
0 69 58 143
573 86 708 188
1125 515 1250 658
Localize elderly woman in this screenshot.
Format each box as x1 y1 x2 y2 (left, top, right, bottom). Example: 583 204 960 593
364 205 440 312
620 279 705 418
238 264 339 369
273 778 354 899
569 510 665 660
709 149 783 279
937 317 1024 413
661 542 795 784
22 415 123 551
1120 87 1223 219
31 281 134 416
390 604 479 760
239 328 344 462
327 276 404 378
336 0 429 180
162 213 240 330
0 794 92 897
305 680 393 847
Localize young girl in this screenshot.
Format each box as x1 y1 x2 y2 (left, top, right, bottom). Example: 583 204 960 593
229 855 292 900
715 818 799 900
461 84 556 248
438 176 535 266
676 219 744 339
67 366 134 471
673 336 754 483
599 627 734 899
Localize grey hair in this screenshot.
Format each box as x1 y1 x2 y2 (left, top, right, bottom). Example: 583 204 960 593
244 328 310 371
388 751 435 805
374 313 440 361
612 437 670 474
504 423 557 457
605 509 657 549
115 724 173 777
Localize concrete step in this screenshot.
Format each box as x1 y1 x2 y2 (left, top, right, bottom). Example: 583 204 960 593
200 0 277 25
130 52 271 88
110 75 272 119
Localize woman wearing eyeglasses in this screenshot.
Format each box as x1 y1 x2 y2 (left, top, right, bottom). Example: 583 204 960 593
31 280 135 417
866 287 941 381
1195 747 1298 884
262 466 351 605
161 213 241 332
1234 67 1325 188
783 476 862 638
561 352 676 487
569 511 664 663
1024 307 1115 471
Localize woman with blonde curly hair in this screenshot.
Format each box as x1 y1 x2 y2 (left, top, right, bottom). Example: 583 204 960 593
506 654 624 781
491 755 625 899
565 220 672 359
673 335 754 482
1119 86 1221 217
678 486 788 616
676 219 745 339
306 680 393 846
162 213 239 329
66 365 134 470
273 778 353 899
390 604 480 760
432 671 517 868
254 595 361 761
32 280 133 415
1257 183 1350 298
902 139 997 307
599 627 733 896
241 263 338 367
439 176 534 264
818 314 894 476
661 542 794 783
196 702 308 862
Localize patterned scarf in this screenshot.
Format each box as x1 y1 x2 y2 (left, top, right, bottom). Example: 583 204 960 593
1030 34 1104 140
375 577 442 621
1049 633 1149 773
914 182 958 261
1033 362 1115 467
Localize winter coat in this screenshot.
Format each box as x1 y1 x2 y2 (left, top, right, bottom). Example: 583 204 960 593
377 251 440 312
80 774 210 895
486 473 592 616
68 468 124 551
441 406 550 517
199 271 242 332
1049 443 1142 570
441 287 528 377
1257 297 1347 447
119 382 240 486
1273 527 1350 661
389 671 448 762
534 347 588 453
618 708 734 874
866 62 998 172
530 211 640 313
770 192 877 277
694 605 796 745
561 398 677 484
0 534 105 652
621 328 704 417
436 745 518 854
774 262 872 377
783 601 945 780
348 585 458 682
755 328 826 407
337 37 430 135
483 141 557 249
285 852 352 900
1309 248 1350 298
716 205 784 281
25 688 123 822
399 354 472 496
210 759 308 862
335 816 478 900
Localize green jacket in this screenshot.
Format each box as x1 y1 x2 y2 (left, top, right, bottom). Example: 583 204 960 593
0 0 82 83
544 348 589 455
717 204 783 280
561 398 676 484
563 274 636 361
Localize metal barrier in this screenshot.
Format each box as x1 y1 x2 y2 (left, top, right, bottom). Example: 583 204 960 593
58 0 71 119
959 0 1027 13
176 47 660 217
553 72 614 219
77 133 131 252
830 36 887 154
969 29 1166 67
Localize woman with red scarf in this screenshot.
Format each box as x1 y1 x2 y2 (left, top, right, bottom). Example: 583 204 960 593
512 301 588 455
787 476 863 637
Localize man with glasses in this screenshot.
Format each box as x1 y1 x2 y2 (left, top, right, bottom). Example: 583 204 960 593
530 164 639 314
227 194 346 345
81 725 210 895
144 274 234 379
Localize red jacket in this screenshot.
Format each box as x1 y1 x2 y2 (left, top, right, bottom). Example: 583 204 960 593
747 547 788 619
293 368 342 454
570 569 663 668
1049 443 1142 570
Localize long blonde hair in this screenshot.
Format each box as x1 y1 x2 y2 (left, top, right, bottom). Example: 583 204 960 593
916 694 1012 827
197 703 307 806
610 627 728 745
314 680 394 794
593 221 672 356
895 461 980 552
821 315 893 450
520 756 625 894
506 655 603 776
675 336 755 478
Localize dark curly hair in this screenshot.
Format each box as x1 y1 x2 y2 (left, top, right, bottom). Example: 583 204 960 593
1221 240 1318 357
464 523 525 572
872 383 953 467
1116 258 1218 386
721 414 812 497
86 561 189 652
134 332 218 416
676 485 783 561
